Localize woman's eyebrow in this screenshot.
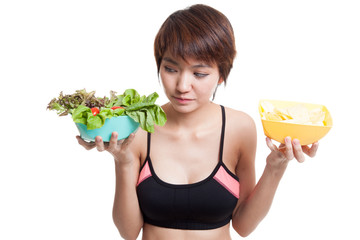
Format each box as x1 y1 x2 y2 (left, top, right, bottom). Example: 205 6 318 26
163 57 211 68
163 57 179 66
192 63 211 68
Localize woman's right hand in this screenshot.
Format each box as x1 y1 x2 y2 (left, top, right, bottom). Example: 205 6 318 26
76 132 136 164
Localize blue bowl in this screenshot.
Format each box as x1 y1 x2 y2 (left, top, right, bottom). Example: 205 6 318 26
75 116 140 142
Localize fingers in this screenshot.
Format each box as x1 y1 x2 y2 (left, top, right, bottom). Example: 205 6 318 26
76 136 96 150
266 136 319 166
95 136 106 152
108 132 119 152
267 137 304 162
122 133 135 149
283 137 294 160
268 137 294 160
281 137 306 163
292 139 305 163
76 132 136 155
302 142 319 158
266 137 278 151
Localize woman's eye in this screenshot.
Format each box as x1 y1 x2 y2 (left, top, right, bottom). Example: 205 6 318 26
164 66 176 73
194 72 209 78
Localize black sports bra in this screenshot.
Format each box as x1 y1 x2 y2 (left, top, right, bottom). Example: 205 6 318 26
136 105 240 230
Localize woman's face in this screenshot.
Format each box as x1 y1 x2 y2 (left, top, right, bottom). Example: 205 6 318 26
159 52 223 113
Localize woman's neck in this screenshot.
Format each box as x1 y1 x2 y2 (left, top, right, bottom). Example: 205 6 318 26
163 101 220 131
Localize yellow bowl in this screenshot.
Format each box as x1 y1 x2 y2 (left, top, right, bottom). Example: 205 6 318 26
259 100 333 145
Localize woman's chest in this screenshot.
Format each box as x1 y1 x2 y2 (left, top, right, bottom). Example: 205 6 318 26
148 131 238 185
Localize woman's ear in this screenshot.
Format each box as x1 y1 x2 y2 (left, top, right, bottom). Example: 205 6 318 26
218 77 224 85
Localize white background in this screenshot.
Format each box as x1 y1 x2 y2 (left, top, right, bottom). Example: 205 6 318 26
1 0 359 239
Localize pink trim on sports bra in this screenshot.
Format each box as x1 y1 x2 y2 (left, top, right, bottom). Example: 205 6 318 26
137 161 152 187
213 166 240 198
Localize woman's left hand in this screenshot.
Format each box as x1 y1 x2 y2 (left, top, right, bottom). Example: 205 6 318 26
265 136 319 170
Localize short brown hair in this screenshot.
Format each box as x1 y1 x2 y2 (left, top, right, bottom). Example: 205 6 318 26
154 4 236 83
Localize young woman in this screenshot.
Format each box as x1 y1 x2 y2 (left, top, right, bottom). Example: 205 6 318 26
77 4 318 240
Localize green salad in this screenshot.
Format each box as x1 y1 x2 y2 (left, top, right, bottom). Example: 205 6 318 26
47 89 167 133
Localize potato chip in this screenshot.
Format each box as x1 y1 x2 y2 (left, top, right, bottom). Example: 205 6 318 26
309 108 326 125
286 104 310 124
264 112 283 121
261 101 325 126
274 107 292 120
260 101 275 113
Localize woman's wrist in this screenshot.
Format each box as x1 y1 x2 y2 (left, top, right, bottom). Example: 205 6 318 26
264 161 288 178
114 160 138 186
114 158 135 171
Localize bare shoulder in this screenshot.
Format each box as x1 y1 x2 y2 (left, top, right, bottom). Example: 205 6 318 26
130 128 148 166
224 106 257 136
223 106 257 162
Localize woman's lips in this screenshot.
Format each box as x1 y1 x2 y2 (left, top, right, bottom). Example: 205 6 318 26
173 96 193 104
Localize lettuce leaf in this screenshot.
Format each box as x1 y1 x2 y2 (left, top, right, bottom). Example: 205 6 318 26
72 105 91 125
86 113 106 130
66 89 166 133
124 92 166 132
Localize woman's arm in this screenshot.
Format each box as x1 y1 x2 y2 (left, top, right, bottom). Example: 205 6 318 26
232 155 287 237
112 155 143 240
231 115 318 237
77 132 144 240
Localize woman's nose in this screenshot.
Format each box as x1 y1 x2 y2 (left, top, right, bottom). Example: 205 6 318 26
176 73 192 93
